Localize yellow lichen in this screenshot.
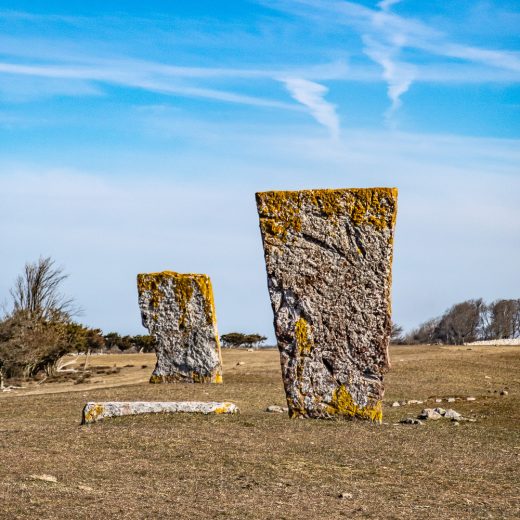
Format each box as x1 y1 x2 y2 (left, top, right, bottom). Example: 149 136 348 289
326 385 383 423
215 402 233 414
256 190 302 241
295 317 313 356
257 188 398 242
83 403 104 424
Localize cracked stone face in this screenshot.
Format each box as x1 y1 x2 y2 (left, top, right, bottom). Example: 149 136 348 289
256 188 398 421
137 271 223 383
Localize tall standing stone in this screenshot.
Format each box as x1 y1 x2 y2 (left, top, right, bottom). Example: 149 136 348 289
137 271 223 383
256 188 398 421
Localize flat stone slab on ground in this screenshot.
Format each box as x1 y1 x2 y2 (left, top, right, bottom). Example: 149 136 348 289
257 187 398 421
82 401 239 424
137 271 223 384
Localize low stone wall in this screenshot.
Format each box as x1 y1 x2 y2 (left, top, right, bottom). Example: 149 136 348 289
465 339 520 346
82 401 239 424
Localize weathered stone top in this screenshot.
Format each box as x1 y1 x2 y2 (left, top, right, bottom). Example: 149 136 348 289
256 187 397 242
137 271 217 328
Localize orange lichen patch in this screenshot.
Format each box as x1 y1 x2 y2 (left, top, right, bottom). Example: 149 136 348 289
214 372 223 384
83 403 105 424
215 402 235 414
295 317 313 356
256 190 302 241
326 385 383 423
193 275 216 326
256 188 398 241
138 271 219 328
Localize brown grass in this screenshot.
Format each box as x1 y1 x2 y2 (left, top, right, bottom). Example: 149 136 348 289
1 346 519 519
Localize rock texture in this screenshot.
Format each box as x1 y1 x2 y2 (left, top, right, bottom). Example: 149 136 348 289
256 188 398 421
137 271 223 383
82 401 239 424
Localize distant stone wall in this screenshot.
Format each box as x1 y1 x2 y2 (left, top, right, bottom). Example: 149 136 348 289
257 188 398 421
465 339 520 346
137 271 223 383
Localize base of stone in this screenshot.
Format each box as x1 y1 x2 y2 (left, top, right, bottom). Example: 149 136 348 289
81 401 239 424
149 372 223 384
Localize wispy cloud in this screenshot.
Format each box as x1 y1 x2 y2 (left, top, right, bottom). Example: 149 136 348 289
265 0 520 119
281 78 340 138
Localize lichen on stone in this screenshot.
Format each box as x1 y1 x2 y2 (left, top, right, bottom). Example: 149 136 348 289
137 270 223 384
256 187 398 421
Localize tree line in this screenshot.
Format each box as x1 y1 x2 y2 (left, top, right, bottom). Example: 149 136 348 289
395 298 520 345
0 257 155 384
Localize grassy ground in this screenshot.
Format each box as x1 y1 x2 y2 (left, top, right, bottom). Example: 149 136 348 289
1 346 519 519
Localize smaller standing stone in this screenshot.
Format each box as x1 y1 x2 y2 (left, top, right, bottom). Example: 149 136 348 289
137 271 223 384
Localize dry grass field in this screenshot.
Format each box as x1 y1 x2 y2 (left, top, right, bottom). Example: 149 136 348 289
1 346 519 519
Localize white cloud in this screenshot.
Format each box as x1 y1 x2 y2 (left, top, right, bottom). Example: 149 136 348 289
281 78 340 139
377 0 402 12
1 126 518 337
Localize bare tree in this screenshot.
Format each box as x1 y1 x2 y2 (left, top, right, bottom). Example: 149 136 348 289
390 322 404 344
487 299 520 339
10 256 79 321
435 299 485 345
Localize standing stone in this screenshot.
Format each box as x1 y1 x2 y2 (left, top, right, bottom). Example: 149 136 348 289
137 271 223 383
256 188 398 421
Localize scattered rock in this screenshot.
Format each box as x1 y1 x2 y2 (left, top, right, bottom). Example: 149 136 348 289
236 361 245 366
435 398 442 403
447 397 456 403
453 421 460 427
77 485 93 492
400 418 423 425
256 188 397 421
418 408 442 420
391 401 400 407
247 348 254 352
339 492 353 499
466 397 476 401
399 400 407 406
266 405 288 413
444 409 462 421
30 474 57 483
407 399 423 405
485 376 491 379
500 390 509 396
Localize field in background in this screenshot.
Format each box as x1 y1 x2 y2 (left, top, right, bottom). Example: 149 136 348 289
1 346 519 519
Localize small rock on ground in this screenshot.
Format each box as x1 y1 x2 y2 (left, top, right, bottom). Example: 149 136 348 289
391 401 400 407
339 492 353 499
400 418 423 425
500 390 509 396
266 405 288 413
419 408 442 420
444 409 462 421
30 474 57 483
466 397 476 401
447 397 456 402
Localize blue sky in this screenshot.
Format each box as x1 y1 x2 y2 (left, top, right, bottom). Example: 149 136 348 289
1 1 519 340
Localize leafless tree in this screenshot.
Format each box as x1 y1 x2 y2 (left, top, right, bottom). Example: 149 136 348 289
487 299 520 339
9 256 79 321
